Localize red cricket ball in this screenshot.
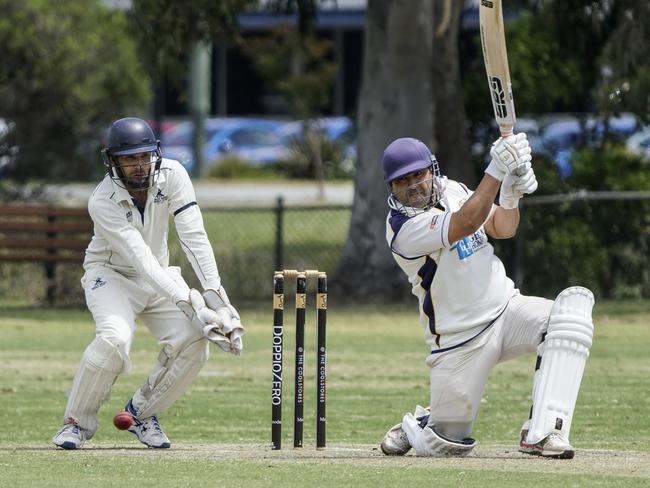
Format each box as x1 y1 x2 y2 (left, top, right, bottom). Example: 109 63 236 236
113 411 133 430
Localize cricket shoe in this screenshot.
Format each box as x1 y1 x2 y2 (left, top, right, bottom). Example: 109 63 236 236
519 424 575 459
125 400 171 449
52 418 88 450
380 405 430 456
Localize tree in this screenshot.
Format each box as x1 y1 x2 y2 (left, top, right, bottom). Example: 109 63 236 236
0 0 151 182
243 26 339 194
432 0 475 185
335 0 436 301
597 0 650 120
131 0 255 79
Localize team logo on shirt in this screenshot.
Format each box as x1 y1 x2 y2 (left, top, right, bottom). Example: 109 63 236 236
125 210 133 222
90 276 107 290
154 189 168 204
450 229 487 260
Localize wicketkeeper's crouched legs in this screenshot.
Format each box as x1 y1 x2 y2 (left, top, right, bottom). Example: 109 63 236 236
129 336 209 419
522 286 594 455
63 335 129 437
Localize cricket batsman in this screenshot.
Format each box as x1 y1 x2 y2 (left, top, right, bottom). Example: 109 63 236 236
379 135 594 458
52 117 244 449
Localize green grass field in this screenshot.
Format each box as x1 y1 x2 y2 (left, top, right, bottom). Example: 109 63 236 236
0 300 649 487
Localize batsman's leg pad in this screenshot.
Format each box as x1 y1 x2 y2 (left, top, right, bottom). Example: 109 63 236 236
131 338 209 419
64 336 128 436
527 286 594 444
402 413 477 457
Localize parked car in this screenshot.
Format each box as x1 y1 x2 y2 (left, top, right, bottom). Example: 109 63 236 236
538 113 640 178
161 117 288 172
274 116 357 172
626 127 650 162
274 116 354 143
472 113 640 179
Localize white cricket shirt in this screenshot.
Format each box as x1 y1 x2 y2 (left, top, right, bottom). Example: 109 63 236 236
386 179 514 350
84 158 221 304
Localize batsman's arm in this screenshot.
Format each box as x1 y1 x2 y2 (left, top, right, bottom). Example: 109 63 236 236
447 176 501 244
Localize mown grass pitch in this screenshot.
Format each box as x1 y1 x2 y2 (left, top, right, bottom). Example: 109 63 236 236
0 299 648 487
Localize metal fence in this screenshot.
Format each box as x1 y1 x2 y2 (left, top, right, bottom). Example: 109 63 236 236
503 191 650 299
169 197 351 302
1 191 648 304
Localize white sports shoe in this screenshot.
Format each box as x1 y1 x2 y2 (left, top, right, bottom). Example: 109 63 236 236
52 418 87 450
381 423 411 455
519 426 575 459
125 400 171 449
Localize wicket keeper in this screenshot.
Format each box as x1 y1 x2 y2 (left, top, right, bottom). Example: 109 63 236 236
52 117 244 449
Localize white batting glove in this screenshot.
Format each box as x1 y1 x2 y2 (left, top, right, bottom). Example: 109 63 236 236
202 288 245 355
499 166 538 209
485 133 532 181
514 166 538 195
177 289 219 331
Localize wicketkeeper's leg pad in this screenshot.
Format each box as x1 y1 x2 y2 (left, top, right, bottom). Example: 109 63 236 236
402 412 477 457
64 336 128 436
527 286 594 444
131 337 209 419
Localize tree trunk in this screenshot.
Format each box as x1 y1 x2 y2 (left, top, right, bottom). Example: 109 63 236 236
334 0 434 302
432 0 475 186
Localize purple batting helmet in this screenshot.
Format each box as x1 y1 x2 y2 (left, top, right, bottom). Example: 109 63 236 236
382 137 434 183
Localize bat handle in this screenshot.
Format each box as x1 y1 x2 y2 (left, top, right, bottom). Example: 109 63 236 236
499 124 528 176
499 125 514 138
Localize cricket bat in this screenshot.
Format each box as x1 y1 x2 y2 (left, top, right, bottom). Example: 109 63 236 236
479 0 516 138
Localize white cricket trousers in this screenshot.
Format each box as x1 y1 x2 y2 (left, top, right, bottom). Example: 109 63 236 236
425 292 553 440
82 266 203 358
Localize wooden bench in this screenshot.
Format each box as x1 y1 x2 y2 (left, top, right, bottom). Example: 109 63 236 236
0 205 92 304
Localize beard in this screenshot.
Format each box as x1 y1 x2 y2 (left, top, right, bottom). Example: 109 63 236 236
126 173 150 190
398 178 435 209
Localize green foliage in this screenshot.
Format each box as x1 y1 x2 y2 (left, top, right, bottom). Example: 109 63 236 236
279 129 354 180
568 144 650 298
463 0 647 124
505 11 590 115
242 26 338 119
0 0 151 182
496 144 650 299
131 0 254 80
570 142 650 190
595 0 650 119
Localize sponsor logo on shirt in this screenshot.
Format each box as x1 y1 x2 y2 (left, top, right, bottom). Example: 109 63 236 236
91 276 107 290
154 189 168 204
450 229 487 260
430 215 440 231
125 210 133 222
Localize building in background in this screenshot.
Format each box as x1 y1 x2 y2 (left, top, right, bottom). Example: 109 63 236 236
149 1 483 119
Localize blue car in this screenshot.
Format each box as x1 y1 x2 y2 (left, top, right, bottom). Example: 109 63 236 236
274 116 357 173
161 117 288 172
540 113 639 178
274 116 354 143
